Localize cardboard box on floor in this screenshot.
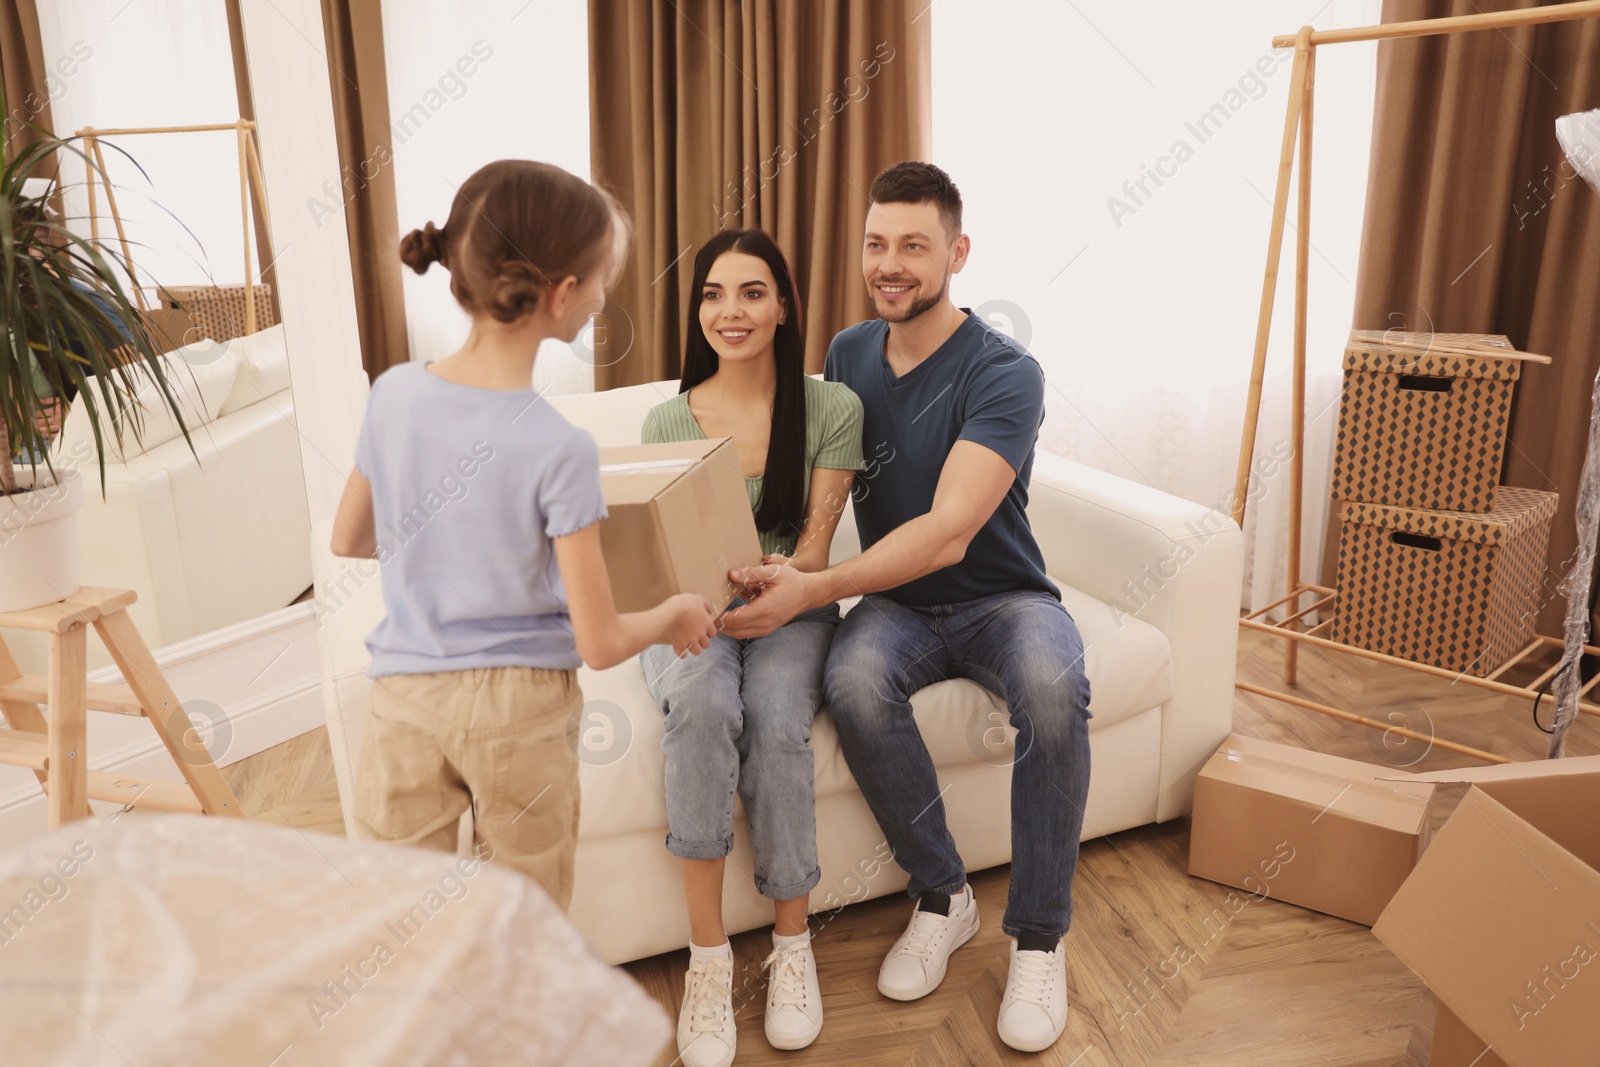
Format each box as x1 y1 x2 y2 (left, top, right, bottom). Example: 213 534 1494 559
597 438 762 614
1187 734 1436 926
1432 1003 1508 1067
1372 756 1600 1067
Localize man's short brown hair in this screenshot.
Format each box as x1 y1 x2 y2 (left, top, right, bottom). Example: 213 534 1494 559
868 161 963 243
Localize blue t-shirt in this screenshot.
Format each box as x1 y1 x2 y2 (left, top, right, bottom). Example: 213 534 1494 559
823 310 1058 607
353 362 608 677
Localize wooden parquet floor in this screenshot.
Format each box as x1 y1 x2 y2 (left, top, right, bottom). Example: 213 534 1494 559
221 627 1600 1066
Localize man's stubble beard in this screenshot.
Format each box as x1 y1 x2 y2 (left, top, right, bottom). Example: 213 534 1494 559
871 269 950 324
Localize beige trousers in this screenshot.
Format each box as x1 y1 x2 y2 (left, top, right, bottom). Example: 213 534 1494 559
355 666 583 910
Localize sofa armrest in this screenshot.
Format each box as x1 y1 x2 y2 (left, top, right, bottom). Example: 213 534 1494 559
1026 451 1243 821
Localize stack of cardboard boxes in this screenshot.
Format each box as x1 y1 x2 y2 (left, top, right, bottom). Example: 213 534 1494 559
1326 330 1557 677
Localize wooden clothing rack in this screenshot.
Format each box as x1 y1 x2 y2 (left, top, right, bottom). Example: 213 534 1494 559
75 119 272 334
1232 2 1600 764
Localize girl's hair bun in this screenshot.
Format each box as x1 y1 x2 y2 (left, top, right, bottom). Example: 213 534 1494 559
400 221 446 274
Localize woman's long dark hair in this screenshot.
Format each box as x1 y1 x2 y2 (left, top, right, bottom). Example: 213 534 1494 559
680 229 806 543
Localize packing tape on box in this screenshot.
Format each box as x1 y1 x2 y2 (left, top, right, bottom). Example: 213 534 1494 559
1220 746 1431 810
599 458 700 476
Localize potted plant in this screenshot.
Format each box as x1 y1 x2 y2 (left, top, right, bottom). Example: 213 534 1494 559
1 82 199 612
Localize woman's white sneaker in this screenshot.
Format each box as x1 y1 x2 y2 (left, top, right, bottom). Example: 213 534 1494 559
997 937 1068 1052
762 933 822 1049
678 949 738 1067
877 886 980 1001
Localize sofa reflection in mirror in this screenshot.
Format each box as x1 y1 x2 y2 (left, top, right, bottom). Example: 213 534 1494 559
11 324 312 674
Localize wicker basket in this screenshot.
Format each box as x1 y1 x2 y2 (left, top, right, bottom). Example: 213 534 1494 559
1330 487 1558 676
1329 330 1530 513
159 284 276 344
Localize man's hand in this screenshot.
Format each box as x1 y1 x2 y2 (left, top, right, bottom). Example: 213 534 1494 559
720 560 818 638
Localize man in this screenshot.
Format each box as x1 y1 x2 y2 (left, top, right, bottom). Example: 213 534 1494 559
722 161 1091 1053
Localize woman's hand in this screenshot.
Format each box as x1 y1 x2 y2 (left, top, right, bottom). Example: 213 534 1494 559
730 554 789 598
34 398 64 439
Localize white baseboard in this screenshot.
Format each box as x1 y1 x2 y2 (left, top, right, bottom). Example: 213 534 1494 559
0 601 327 848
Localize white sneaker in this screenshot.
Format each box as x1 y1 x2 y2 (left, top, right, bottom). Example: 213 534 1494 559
997 938 1068 1052
762 934 822 1050
678 951 737 1067
877 886 980 1001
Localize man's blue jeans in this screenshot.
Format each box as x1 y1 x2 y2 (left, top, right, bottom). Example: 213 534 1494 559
823 589 1092 938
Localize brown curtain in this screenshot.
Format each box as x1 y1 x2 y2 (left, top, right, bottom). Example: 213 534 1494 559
1325 0 1600 636
316 0 410 379
1 0 53 167
588 0 932 386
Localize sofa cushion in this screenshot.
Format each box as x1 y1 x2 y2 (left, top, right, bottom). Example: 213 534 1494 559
575 580 1173 841
58 342 240 459
547 379 681 447
216 324 291 416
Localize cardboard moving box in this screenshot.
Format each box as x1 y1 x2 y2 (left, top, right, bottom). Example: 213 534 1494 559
1373 756 1600 1067
1431 1003 1508 1067
1188 734 1435 926
597 438 762 614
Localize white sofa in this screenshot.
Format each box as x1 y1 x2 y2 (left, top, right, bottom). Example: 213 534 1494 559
322 378 1243 965
15 326 313 674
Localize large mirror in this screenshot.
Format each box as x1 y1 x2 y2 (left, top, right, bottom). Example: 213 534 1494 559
0 2 324 837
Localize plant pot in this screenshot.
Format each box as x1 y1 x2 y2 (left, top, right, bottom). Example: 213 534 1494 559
0 466 82 611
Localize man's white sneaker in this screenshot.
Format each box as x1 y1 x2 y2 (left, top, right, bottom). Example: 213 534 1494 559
997 938 1068 1053
678 951 737 1067
877 886 980 1001
762 934 822 1050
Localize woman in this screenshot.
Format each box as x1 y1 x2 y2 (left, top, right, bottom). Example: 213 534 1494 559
640 228 863 1067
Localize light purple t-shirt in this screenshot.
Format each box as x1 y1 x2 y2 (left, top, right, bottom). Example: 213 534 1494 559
353 362 607 678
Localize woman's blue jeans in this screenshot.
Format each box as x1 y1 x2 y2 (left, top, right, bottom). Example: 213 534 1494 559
640 601 842 900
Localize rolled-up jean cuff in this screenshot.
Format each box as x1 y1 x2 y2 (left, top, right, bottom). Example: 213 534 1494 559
914 879 970 902
665 832 734 861
757 865 821 901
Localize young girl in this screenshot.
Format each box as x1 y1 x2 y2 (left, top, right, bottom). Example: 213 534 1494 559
331 159 718 911
640 229 863 1066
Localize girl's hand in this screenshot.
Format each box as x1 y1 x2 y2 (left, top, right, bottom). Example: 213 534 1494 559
667 593 718 656
760 553 790 568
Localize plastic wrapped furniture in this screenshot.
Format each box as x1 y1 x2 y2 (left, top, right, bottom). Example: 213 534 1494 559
0 813 669 1065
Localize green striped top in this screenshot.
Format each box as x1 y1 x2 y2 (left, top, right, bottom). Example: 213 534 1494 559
642 375 865 557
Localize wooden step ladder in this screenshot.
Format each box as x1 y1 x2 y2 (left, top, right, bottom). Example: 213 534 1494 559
0 586 242 828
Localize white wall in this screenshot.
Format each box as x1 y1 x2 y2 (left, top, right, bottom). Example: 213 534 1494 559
36 2 255 297
933 0 1383 607
378 0 595 394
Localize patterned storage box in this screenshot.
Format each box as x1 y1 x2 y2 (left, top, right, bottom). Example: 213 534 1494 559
1330 330 1528 513
158 284 276 344
1330 487 1557 677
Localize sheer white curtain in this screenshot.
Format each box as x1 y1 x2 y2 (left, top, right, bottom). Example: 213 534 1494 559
35 2 251 299
378 0 593 394
932 0 1381 612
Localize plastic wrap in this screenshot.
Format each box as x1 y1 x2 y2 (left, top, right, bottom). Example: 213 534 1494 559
1548 366 1600 758
1556 108 1600 193
1548 108 1600 759
0 813 670 1066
